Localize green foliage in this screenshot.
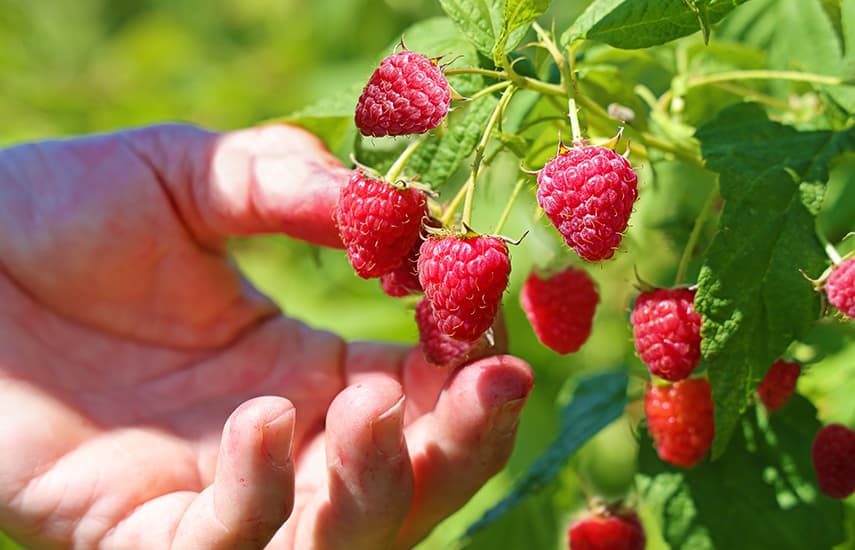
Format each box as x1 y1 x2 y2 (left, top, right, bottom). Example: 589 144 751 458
438 0 506 58
695 103 855 456
561 0 749 49
493 0 553 65
3 0 855 548
638 397 845 549
463 371 628 540
408 95 500 188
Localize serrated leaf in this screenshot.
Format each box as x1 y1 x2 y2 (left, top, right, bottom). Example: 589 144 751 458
462 371 627 539
408 95 499 188
439 0 504 58
561 0 750 49
694 103 855 457
637 397 845 549
492 0 552 66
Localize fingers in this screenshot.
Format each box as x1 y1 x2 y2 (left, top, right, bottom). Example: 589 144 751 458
294 375 414 550
171 396 296 550
396 355 533 548
124 123 348 248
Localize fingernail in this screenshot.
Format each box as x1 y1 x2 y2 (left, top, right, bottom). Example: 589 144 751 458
371 396 405 457
491 397 527 435
262 409 296 468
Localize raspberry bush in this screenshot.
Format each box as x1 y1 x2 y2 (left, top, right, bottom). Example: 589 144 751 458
273 0 855 548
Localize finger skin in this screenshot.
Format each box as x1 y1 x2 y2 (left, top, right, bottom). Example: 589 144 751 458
123 123 349 248
294 375 414 550
395 355 533 548
170 396 296 550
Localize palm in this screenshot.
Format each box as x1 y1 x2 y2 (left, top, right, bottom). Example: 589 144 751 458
0 125 532 549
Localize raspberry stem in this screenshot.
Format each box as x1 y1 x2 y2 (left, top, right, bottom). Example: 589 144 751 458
818 232 843 265
675 180 719 285
659 69 852 111
494 177 526 235
465 80 513 103
461 85 518 228
384 138 425 182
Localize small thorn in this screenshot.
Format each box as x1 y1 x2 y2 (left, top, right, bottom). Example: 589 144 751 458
500 230 529 246
631 265 657 293
519 162 540 176
439 54 464 71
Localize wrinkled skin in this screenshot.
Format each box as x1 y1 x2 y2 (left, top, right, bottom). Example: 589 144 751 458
0 124 533 549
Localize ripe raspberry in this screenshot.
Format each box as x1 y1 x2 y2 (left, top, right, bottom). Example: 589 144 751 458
418 234 511 342
380 240 423 297
415 298 482 367
825 257 855 319
757 359 801 412
520 267 599 354
631 287 701 382
335 171 427 279
536 145 638 262
354 50 451 137
379 218 441 297
645 378 714 468
811 423 855 499
567 507 645 550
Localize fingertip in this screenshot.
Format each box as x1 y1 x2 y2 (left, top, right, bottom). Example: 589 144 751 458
214 397 297 538
295 378 413 549
171 396 296 549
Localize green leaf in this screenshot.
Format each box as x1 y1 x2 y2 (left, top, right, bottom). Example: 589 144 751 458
817 0 846 55
276 85 361 155
637 397 846 549
462 371 628 539
694 102 855 457
438 0 504 57
492 0 552 65
408 95 499 188
561 0 750 49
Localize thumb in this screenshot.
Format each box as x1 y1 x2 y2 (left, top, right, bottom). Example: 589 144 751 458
124 123 349 248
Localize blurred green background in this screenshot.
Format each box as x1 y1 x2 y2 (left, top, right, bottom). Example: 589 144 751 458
2 0 853 549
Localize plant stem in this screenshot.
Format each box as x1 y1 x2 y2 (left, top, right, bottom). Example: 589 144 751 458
494 178 527 234
818 231 843 265
465 80 512 102
708 82 792 111
688 69 848 88
444 67 506 80
568 98 583 142
384 139 424 181
638 131 705 169
440 174 472 227
675 180 719 285
461 85 518 228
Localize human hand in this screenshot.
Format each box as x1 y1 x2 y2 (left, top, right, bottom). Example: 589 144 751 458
0 124 533 549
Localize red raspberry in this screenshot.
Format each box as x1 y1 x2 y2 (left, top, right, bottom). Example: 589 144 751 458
418 234 511 342
567 507 645 550
354 50 451 137
379 218 441 297
811 423 855 499
645 378 715 468
536 145 638 262
631 288 701 382
520 267 599 354
757 359 801 412
380 240 423 297
825 257 855 318
415 298 481 367
335 171 427 279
